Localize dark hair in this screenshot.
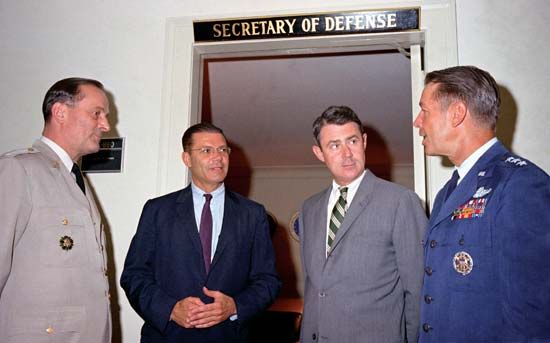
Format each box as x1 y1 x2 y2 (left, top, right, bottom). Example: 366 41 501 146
181 122 226 151
312 106 364 146
42 77 104 122
425 66 500 130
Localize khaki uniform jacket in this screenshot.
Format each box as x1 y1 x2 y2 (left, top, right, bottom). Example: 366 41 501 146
0 139 111 343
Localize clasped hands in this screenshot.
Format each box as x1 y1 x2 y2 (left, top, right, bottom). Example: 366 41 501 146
170 287 237 329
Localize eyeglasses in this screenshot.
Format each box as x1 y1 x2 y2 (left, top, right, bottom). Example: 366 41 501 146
187 146 232 156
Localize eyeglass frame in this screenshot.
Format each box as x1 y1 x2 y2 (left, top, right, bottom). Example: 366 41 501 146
186 146 232 156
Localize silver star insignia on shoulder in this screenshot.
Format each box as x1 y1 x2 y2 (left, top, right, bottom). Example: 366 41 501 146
505 156 527 166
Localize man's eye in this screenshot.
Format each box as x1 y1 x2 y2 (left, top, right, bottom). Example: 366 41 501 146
201 147 213 154
349 138 358 145
329 143 340 150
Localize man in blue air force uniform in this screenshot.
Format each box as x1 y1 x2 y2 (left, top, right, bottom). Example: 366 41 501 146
414 66 550 342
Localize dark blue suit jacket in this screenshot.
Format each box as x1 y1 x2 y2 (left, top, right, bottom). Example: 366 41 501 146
420 141 550 343
121 186 281 342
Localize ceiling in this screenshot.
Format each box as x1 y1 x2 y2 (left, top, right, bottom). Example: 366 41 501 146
202 49 414 171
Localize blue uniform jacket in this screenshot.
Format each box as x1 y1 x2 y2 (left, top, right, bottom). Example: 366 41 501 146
120 186 281 342
420 141 550 343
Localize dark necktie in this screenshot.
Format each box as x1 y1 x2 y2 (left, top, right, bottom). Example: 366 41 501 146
71 163 86 195
200 194 213 273
444 170 460 201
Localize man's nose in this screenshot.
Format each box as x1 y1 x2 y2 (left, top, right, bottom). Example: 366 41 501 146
99 115 110 132
342 144 353 157
413 113 422 128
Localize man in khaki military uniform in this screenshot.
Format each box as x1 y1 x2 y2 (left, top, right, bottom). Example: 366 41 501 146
0 78 112 342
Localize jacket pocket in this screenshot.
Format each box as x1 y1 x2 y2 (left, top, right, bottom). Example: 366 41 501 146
6 306 86 342
38 211 89 267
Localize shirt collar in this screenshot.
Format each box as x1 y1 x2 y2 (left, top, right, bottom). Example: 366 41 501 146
331 170 366 197
191 181 225 198
40 136 74 172
456 137 498 184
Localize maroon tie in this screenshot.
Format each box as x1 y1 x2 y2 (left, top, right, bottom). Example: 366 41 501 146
200 194 213 273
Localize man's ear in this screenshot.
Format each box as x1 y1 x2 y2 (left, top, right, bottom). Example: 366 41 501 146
181 151 191 168
312 145 325 163
362 133 367 149
449 101 467 128
50 102 66 123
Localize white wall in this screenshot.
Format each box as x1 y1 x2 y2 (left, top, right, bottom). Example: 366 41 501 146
1 0 547 342
456 0 550 172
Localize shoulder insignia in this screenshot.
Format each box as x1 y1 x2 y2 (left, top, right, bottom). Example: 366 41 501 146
1 147 39 158
503 156 528 167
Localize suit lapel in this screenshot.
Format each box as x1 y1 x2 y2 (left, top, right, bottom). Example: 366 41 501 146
328 170 374 257
309 188 330 269
429 142 507 229
175 187 204 268
210 191 237 271
431 172 478 227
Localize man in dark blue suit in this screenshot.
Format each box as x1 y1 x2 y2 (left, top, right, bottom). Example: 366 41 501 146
414 66 550 342
121 123 281 342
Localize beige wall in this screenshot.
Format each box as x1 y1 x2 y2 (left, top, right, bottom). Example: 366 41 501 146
1 0 548 342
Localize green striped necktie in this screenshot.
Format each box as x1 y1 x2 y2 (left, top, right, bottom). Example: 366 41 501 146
327 186 348 253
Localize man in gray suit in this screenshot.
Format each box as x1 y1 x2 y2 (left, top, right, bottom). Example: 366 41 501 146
299 106 427 343
0 78 112 342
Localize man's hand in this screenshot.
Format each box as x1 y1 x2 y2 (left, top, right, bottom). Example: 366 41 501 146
170 297 205 328
188 287 237 328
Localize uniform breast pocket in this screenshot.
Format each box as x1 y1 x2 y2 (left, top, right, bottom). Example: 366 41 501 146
39 213 89 267
455 215 493 248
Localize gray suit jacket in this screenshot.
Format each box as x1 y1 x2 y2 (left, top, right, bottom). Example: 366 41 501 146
0 140 111 343
300 170 426 343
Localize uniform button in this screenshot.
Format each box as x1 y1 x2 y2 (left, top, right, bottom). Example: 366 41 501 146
430 240 437 248
312 333 317 340
459 238 465 245
425 266 433 276
422 323 432 332
62 218 69 225
46 326 54 334
319 292 326 297
424 295 433 304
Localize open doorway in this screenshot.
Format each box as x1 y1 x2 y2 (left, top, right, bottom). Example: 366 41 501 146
157 22 427 342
